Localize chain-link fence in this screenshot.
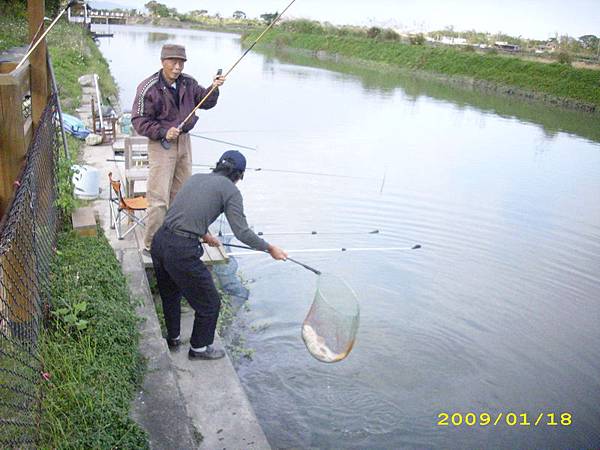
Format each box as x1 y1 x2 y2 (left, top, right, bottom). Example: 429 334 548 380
0 93 61 448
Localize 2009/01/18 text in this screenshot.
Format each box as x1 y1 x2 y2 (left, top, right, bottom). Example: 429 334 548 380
437 412 572 427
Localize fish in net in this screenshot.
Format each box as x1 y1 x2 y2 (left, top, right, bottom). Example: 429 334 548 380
301 273 359 363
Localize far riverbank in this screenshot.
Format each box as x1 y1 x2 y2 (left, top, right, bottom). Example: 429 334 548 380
242 29 600 114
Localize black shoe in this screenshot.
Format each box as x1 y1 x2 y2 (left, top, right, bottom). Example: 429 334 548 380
166 337 181 350
188 345 226 360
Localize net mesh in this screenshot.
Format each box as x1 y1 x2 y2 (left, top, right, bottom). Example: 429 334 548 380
0 94 61 448
302 273 360 363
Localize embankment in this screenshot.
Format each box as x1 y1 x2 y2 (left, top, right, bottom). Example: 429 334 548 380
242 30 600 114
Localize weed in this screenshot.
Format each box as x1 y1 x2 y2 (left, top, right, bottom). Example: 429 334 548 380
41 230 148 448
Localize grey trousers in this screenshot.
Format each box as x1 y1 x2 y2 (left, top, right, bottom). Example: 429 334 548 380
143 133 192 250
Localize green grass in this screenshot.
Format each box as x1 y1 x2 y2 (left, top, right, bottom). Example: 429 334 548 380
0 17 117 113
41 229 148 449
2 11 148 448
244 29 600 109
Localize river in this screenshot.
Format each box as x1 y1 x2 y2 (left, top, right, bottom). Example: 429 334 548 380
95 24 600 449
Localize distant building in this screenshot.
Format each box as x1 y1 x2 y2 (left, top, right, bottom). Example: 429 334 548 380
440 36 468 46
494 41 521 52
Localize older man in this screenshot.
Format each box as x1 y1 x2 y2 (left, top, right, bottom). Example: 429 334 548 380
132 43 225 253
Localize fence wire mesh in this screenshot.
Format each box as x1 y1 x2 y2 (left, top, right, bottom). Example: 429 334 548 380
0 94 61 448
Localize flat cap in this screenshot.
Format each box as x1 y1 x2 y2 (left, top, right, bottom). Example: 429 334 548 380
161 44 187 61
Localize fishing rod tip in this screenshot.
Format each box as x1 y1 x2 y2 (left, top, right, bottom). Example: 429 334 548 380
412 244 422 249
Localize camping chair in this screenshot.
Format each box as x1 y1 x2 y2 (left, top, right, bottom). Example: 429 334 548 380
108 172 148 239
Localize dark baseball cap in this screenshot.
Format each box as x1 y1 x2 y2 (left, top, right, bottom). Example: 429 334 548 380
219 150 246 171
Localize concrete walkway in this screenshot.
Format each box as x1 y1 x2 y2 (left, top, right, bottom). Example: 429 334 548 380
79 131 270 447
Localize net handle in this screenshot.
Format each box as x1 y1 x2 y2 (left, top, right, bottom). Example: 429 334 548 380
222 243 321 275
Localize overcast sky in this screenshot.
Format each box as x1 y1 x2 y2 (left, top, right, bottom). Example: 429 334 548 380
91 0 600 40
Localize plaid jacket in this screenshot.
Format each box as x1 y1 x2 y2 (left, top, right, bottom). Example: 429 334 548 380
131 70 219 141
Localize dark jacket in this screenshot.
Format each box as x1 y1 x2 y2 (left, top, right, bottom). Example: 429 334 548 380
131 70 219 141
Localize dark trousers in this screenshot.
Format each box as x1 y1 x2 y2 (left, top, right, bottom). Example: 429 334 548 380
151 226 221 348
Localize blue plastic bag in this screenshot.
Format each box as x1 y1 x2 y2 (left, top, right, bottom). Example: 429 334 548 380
61 113 90 139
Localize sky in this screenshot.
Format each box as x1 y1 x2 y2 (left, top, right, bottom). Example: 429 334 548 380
90 0 600 40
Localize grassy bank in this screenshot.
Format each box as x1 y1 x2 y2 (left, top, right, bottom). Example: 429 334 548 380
0 17 117 113
243 28 600 111
42 230 148 448
2 14 148 447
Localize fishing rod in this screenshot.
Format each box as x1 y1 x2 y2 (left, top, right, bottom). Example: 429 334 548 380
226 244 421 256
218 229 380 237
191 163 376 180
188 132 257 151
16 0 79 71
161 0 298 150
223 243 321 275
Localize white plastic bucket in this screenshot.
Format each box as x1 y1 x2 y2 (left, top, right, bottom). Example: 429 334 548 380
72 165 100 199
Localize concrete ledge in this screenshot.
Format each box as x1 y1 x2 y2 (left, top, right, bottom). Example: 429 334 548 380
84 141 270 449
71 206 97 237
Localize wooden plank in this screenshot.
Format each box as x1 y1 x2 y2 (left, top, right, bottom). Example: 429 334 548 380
0 64 30 218
28 0 49 127
71 207 97 237
201 242 228 265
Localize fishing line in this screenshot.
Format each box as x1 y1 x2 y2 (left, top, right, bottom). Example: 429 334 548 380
227 244 421 256
191 163 376 180
188 132 257 151
220 229 380 237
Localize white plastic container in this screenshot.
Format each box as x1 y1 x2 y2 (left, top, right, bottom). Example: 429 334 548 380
72 165 100 199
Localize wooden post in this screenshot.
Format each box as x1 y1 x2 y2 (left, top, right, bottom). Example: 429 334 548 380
27 0 49 128
0 62 33 218
0 61 35 325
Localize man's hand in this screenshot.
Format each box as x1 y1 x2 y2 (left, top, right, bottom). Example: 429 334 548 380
165 127 181 141
201 233 221 247
268 244 288 261
212 75 225 88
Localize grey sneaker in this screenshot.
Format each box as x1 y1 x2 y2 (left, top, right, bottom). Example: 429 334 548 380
188 345 226 360
141 247 151 258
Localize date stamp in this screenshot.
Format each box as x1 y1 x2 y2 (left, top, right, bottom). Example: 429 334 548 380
437 412 572 427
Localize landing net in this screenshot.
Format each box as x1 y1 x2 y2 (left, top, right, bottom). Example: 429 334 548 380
301 273 359 363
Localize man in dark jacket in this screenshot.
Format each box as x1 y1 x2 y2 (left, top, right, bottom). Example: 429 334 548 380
151 150 288 360
132 43 225 252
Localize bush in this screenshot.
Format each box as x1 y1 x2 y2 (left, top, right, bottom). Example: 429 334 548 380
367 26 382 39
556 51 573 65
381 28 400 41
409 33 425 45
282 19 324 34
0 0 61 17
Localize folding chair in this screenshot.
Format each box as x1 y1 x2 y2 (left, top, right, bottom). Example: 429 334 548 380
108 172 148 239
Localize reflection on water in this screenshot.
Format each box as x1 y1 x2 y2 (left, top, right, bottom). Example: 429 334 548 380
146 32 177 43
264 46 600 143
96 25 600 449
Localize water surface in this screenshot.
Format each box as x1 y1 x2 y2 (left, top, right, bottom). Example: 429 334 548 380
96 24 600 449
